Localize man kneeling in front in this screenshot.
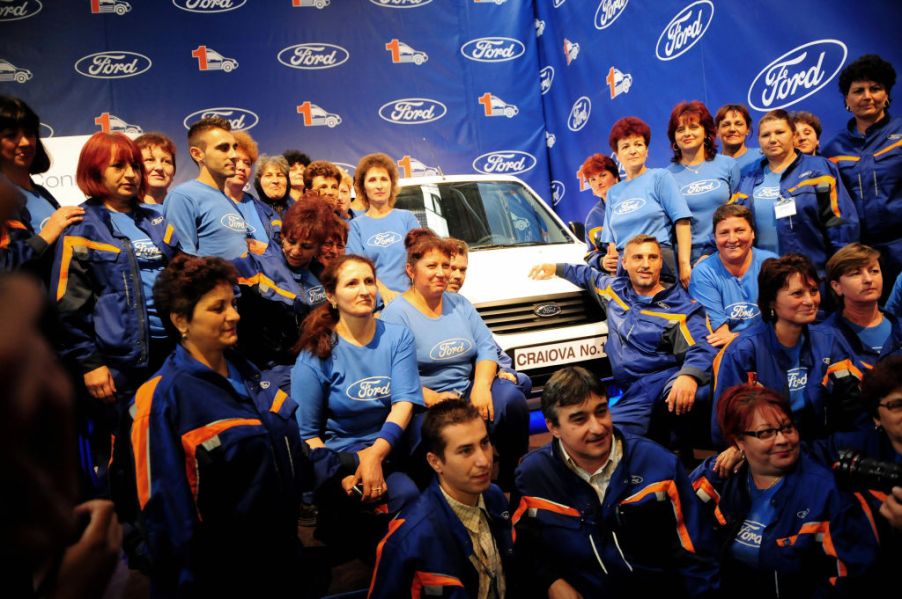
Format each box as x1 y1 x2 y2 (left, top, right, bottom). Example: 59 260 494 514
368 399 512 598
512 366 718 599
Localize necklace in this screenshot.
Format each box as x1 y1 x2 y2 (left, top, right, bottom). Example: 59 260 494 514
681 161 702 175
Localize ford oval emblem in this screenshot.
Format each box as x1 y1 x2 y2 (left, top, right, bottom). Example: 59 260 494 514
460 37 526 63
747 39 848 111
277 43 350 70
655 0 714 62
534 303 561 318
595 0 629 30
378 98 447 125
172 0 247 13
472 150 537 175
74 51 152 79
183 107 259 131
0 0 43 21
368 0 433 7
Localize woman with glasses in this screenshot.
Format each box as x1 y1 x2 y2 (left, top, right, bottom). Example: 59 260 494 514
712 254 859 445
691 384 877 598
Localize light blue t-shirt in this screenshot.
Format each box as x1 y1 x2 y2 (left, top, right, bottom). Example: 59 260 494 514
288 266 325 305
232 192 269 245
689 248 779 331
163 179 250 260
381 292 497 394
107 210 166 338
886 275 902 317
844 316 892 354
291 320 423 452
752 167 782 254
730 472 783 567
781 337 807 413
347 209 421 292
735 147 765 178
19 186 56 233
226 360 250 398
667 155 741 261
600 168 691 250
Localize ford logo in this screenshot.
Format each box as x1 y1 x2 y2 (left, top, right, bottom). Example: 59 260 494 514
595 0 628 30
461 37 526 63
346 376 392 401
378 98 447 125
278 43 350 70
534 303 561 318
725 302 760 321
172 0 247 13
614 198 646 215
183 107 259 131
429 338 473 361
334 161 356 175
219 213 247 232
568 96 591 132
747 39 848 111
39 122 53 138
655 0 714 62
367 231 403 247
551 180 565 206
539 66 555 95
681 179 720 195
0 0 42 21
369 0 432 7
472 150 537 175
74 51 152 80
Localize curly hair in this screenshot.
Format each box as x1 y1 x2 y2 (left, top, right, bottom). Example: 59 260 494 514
608 116 651 153
354 152 399 209
838 54 896 97
578 154 620 182
667 100 718 162
281 192 333 246
302 160 341 191
153 254 238 340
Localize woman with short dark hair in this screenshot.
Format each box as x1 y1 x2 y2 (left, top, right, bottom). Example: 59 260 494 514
691 384 878 597
135 253 318 597
824 54 902 297
712 254 860 444
715 103 763 176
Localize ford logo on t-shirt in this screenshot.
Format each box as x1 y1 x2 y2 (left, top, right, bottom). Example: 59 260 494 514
367 231 403 247
308 286 326 304
735 520 765 548
131 239 162 260
220 213 247 232
681 179 720 195
787 367 808 391
614 198 645 215
346 376 392 401
754 186 781 200
726 302 760 320
429 338 472 360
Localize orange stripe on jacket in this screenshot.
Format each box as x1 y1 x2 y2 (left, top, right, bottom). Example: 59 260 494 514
820 359 863 387
595 285 629 311
788 175 840 218
777 521 847 585
853 491 880 543
621 480 696 553
132 376 163 509
368 517 406 599
728 191 748 204
180 417 263 518
874 138 902 157
270 389 288 413
692 476 726 526
163 224 174 245
512 495 582 543
411 571 464 599
711 335 738 395
56 236 122 302
6 219 27 230
828 155 860 164
639 309 696 345
237 272 298 301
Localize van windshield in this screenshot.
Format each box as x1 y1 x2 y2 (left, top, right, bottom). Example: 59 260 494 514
395 180 571 249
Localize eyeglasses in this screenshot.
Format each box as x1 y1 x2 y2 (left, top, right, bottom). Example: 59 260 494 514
740 422 796 440
877 399 902 413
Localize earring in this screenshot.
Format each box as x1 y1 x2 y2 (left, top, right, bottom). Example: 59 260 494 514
845 103 852 112
671 142 679 152
180 331 188 340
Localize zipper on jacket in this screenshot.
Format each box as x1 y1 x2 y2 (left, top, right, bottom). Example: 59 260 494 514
857 173 863 198
121 272 131 307
873 171 879 198
588 533 609 575
773 570 780 598
283 436 295 479
121 239 149 365
610 530 633 572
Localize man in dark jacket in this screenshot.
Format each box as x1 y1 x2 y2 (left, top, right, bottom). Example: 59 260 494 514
368 400 513 599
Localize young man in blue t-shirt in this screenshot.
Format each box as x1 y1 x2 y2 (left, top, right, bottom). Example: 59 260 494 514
164 116 255 260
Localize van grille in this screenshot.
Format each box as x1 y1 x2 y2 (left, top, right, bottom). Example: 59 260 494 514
475 291 603 335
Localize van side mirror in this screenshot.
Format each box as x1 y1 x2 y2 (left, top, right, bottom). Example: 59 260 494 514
567 221 585 240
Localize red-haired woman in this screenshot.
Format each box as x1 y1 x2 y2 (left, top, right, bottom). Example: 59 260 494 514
666 101 741 263
599 117 694 286
691 384 877 598
578 153 620 267
135 132 176 206
51 132 180 405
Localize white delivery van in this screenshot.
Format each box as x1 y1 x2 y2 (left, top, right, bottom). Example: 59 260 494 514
394 174 609 401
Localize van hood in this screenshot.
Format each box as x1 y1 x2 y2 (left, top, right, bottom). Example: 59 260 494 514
460 243 589 305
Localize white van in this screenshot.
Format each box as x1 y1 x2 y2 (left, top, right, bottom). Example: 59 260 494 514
395 174 609 399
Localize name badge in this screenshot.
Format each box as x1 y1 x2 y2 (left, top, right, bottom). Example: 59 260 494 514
774 197 797 219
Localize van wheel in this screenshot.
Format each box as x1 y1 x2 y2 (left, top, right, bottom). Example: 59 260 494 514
222 62 234 73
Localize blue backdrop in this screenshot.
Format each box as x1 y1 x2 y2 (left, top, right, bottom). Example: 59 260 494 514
1 0 899 225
